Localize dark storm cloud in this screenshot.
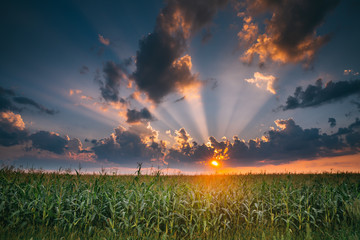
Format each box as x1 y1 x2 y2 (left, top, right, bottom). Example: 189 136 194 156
126 108 155 123
97 60 130 103
0 86 57 114
132 0 228 103
92 126 164 165
328 118 336 128
13 97 57 115
29 131 68 154
282 79 360 110
0 111 28 146
240 0 340 64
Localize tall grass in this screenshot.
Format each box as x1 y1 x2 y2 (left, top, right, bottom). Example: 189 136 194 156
0 166 359 239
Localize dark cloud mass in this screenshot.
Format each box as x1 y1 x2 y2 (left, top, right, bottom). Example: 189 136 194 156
92 126 164 165
126 108 155 123
341 118 360 148
165 119 359 167
328 118 336 128
0 111 28 146
283 79 360 110
98 61 130 103
240 0 340 64
29 131 68 154
132 0 228 103
0 86 56 114
0 87 18 112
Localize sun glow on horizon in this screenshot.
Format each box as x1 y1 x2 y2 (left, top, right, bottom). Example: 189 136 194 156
211 160 219 167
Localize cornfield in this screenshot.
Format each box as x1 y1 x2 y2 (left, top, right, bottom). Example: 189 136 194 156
0 166 359 239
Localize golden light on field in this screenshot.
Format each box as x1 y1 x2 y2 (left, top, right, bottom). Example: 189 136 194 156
211 160 219 167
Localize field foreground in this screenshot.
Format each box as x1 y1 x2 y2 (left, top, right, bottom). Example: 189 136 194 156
0 167 360 239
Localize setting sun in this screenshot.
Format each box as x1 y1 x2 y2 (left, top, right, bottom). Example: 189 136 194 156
211 160 219 167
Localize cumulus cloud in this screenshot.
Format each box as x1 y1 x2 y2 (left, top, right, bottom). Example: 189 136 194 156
98 34 110 46
237 15 258 48
164 118 360 167
245 72 277 94
282 79 360 110
165 128 213 165
92 124 165 165
66 138 83 153
0 110 93 161
239 0 340 65
0 111 28 146
29 131 68 154
174 128 193 154
126 107 155 123
132 0 228 103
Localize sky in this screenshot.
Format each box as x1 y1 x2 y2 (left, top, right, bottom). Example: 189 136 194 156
1 0 360 174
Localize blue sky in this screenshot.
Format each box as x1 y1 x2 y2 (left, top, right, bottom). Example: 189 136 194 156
1 0 360 173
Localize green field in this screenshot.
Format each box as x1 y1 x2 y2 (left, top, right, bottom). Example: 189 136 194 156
0 166 359 239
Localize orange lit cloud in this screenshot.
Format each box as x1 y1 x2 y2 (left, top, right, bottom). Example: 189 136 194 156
98 34 110 46
173 55 202 100
245 72 277 94
0 111 25 130
237 15 258 47
238 0 339 65
69 89 82 96
241 33 328 65
344 69 359 76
